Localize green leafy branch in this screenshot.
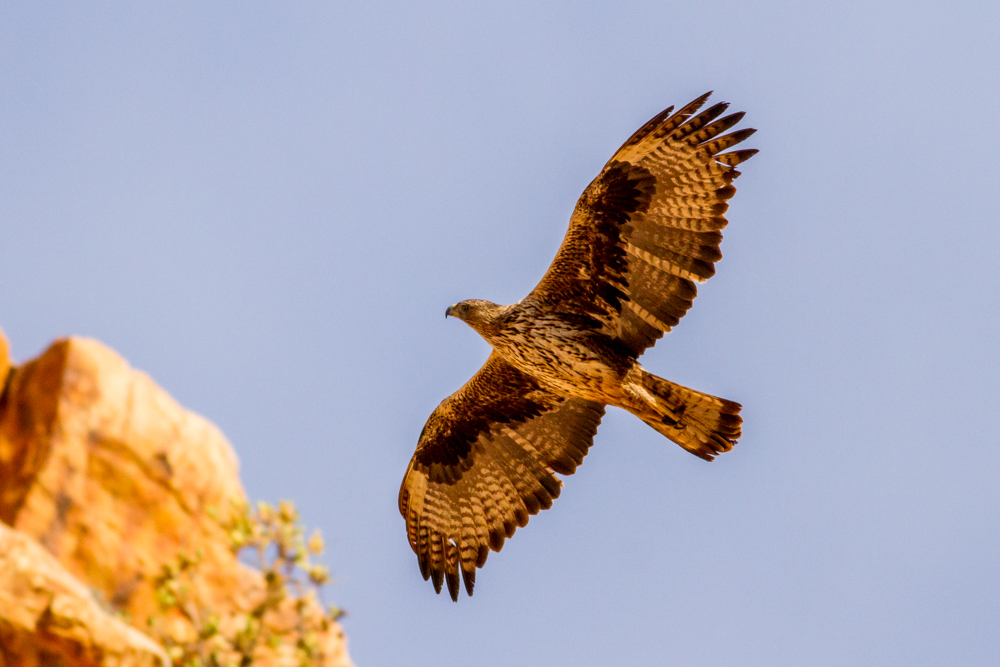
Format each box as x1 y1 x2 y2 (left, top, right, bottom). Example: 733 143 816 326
147 500 344 667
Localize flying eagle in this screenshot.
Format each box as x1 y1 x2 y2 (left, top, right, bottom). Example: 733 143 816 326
399 93 756 600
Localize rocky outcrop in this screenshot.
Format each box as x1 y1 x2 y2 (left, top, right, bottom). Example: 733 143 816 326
0 328 10 394
0 328 352 666
0 523 169 667
0 335 252 623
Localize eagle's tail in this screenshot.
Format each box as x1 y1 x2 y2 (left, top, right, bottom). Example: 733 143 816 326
628 368 742 461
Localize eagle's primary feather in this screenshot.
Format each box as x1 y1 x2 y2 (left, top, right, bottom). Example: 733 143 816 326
400 93 756 600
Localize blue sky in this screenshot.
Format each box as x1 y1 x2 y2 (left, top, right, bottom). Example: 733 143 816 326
2 2 998 665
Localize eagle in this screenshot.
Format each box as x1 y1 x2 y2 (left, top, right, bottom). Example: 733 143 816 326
399 93 756 601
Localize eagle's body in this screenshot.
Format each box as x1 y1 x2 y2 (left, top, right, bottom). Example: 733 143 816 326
474 302 633 401
400 93 756 600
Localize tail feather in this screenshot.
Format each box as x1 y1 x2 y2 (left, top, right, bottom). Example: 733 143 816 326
632 370 742 461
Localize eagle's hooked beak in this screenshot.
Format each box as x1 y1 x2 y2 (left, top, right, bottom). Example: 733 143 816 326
445 304 458 319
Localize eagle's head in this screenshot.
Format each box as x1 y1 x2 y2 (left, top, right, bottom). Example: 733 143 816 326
446 299 505 336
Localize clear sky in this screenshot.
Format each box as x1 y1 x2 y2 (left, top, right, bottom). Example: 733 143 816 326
2 2 998 665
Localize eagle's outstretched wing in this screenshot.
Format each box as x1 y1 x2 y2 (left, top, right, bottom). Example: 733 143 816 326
527 92 757 355
399 352 604 600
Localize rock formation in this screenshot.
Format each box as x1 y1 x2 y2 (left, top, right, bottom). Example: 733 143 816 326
0 329 9 396
0 522 169 666
0 327 352 666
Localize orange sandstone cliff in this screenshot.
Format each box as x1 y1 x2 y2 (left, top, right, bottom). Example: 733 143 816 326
0 327 352 666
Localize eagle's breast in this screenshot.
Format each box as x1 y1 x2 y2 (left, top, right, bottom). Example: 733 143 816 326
487 307 630 401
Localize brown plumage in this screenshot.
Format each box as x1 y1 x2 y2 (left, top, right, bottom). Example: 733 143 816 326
399 93 757 600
